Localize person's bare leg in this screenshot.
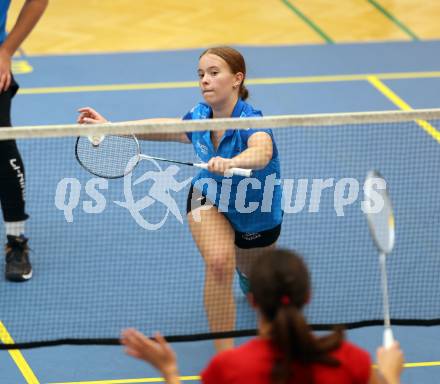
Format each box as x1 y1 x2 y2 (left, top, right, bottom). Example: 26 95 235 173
188 206 236 352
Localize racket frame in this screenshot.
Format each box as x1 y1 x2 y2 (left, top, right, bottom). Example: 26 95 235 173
364 170 395 348
76 134 252 179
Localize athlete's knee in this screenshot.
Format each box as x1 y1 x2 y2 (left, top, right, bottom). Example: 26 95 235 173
204 253 235 284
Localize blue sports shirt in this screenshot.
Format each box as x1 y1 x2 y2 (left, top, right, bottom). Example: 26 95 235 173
183 98 282 233
0 0 11 44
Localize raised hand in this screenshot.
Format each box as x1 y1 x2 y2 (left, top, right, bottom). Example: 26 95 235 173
377 342 404 384
77 106 108 124
121 329 179 380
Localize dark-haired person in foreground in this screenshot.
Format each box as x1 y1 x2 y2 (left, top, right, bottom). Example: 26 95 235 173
121 248 404 384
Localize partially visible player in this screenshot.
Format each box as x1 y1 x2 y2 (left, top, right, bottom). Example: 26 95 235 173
122 249 405 384
1 0 48 281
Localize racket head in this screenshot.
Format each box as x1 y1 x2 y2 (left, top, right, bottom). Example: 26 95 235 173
363 170 395 255
75 134 141 179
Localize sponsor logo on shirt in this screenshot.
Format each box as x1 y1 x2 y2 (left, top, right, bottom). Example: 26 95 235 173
197 141 209 155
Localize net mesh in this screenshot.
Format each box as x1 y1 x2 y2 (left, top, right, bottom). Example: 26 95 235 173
0 109 439 349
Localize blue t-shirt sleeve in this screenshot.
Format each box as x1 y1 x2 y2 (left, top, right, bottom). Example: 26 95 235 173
182 110 193 141
239 109 269 140
239 108 278 157
241 128 273 140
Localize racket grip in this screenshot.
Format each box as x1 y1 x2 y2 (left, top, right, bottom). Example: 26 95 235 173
383 327 394 348
228 168 252 177
195 163 252 177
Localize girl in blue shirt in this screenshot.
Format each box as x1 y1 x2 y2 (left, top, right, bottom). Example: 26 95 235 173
78 46 282 352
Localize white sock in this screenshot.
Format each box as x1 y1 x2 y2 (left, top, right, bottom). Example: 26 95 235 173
5 221 26 237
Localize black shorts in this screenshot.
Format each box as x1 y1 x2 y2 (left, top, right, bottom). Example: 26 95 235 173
186 184 281 249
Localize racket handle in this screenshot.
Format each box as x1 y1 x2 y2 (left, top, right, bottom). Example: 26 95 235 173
383 327 394 348
194 163 252 177
228 168 252 177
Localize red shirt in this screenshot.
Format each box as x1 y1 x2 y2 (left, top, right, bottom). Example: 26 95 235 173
201 338 371 384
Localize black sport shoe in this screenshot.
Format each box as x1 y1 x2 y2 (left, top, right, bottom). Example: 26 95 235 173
5 235 32 282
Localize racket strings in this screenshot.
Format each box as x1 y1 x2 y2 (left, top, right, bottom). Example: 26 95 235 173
76 135 140 178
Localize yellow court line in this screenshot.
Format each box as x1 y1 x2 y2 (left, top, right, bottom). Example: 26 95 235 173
47 361 440 384
18 81 198 94
373 361 440 369
12 59 34 74
367 75 440 144
0 321 40 384
48 376 200 384
404 361 440 368
16 71 440 95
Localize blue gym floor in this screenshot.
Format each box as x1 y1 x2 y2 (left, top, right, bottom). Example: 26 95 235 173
0 41 439 383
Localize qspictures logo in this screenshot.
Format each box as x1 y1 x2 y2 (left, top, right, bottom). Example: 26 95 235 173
54 158 386 230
